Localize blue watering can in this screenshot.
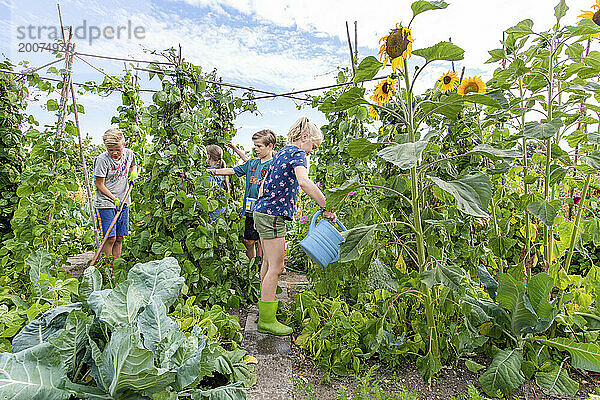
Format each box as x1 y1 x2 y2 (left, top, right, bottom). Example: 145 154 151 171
299 211 347 268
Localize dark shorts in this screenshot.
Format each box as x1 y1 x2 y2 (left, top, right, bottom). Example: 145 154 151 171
244 215 260 241
95 206 129 238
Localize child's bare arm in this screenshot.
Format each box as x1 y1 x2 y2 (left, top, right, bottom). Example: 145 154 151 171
227 143 249 162
95 177 116 200
294 166 336 221
210 168 236 176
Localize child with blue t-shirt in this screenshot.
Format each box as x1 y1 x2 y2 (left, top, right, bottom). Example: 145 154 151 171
253 117 336 336
210 130 276 260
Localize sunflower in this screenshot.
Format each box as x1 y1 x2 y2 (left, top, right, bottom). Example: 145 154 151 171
457 76 486 95
370 77 397 105
438 70 459 93
578 0 600 38
368 105 379 120
378 24 413 72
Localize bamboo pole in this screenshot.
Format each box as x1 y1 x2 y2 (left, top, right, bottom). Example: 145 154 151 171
345 21 355 77
69 54 99 248
55 26 74 146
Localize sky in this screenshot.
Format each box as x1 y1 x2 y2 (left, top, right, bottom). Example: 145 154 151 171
0 0 597 152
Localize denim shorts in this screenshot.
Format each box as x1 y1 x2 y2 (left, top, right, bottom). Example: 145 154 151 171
95 206 129 237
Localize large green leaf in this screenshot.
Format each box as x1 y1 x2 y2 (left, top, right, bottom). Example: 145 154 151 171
79 266 102 305
353 56 382 83
505 19 534 38
90 325 176 397
538 337 600 372
527 200 560 227
413 41 464 63
127 257 185 308
26 249 52 285
378 141 428 170
535 362 578 396
420 94 464 120
49 310 91 375
0 343 71 400
462 93 500 108
411 0 448 17
567 19 600 38
477 265 498 301
416 350 442 385
369 257 398 292
421 264 466 295
191 382 246 400
99 281 144 329
339 225 378 263
12 304 81 353
214 348 256 387
429 174 492 218
87 289 111 317
176 336 221 390
554 0 568 22
479 348 525 397
581 152 600 173
347 138 378 158
497 274 538 336
527 273 554 319
470 144 521 161
522 121 560 140
326 175 362 208
137 297 177 352
319 87 367 113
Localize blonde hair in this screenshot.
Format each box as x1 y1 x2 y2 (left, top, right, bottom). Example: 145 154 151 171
287 117 323 144
103 128 125 147
206 144 225 168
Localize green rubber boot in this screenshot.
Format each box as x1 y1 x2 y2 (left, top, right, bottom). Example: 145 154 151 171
257 300 292 336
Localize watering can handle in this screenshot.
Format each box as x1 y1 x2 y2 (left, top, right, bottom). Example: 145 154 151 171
310 211 347 232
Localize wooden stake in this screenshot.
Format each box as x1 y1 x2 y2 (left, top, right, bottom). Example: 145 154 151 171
69 52 99 248
345 21 355 77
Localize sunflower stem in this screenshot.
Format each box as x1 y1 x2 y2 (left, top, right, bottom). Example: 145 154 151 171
402 57 440 369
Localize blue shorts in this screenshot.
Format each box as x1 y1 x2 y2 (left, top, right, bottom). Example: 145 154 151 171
95 206 129 238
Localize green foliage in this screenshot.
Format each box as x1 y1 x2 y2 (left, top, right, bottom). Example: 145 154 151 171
128 53 259 309
0 257 255 399
0 61 28 238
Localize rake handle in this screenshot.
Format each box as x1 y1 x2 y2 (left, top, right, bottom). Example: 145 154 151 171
89 182 134 267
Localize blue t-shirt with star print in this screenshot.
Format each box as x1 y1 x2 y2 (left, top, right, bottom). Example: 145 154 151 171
254 146 307 219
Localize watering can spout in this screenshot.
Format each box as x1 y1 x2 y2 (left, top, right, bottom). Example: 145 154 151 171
299 211 347 268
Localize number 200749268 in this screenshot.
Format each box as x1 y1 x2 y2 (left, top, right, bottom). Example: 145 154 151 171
17 42 73 53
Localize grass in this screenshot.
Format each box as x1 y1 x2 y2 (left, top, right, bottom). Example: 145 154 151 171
452 383 491 400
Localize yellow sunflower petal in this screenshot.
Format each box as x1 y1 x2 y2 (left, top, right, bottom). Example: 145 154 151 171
457 76 486 96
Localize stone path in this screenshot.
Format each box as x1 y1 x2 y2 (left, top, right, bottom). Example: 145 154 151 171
62 251 94 278
244 271 309 400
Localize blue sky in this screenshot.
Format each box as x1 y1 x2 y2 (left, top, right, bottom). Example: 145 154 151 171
0 0 596 151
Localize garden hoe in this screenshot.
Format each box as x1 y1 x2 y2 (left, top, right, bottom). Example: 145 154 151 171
89 181 134 267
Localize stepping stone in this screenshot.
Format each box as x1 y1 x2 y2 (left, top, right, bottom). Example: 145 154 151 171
62 251 94 278
244 285 293 399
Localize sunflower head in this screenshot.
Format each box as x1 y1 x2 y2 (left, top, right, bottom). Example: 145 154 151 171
578 0 600 38
370 77 397 106
438 70 459 93
457 76 486 96
368 105 379 120
378 24 413 72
